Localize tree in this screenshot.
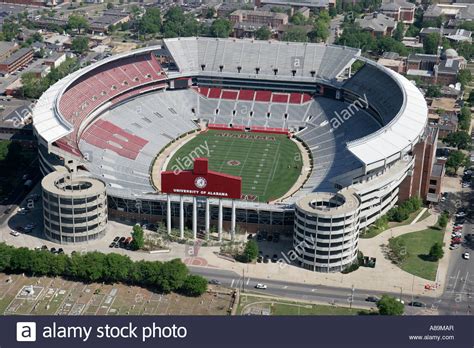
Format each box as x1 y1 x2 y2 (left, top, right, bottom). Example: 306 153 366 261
425 84 441 98
329 6 337 17
290 12 307 25
71 36 89 54
67 15 89 34
429 242 444 261
106 1 114 9
336 23 376 51
130 224 145 250
393 22 404 41
103 253 133 282
157 259 189 293
138 7 161 38
241 240 259 263
377 295 405 315
377 36 408 56
458 69 472 88
308 20 330 43
458 107 471 131
423 33 440 54
210 18 232 38
443 131 471 150
2 21 20 41
446 150 467 173
205 7 216 19
255 26 272 40
180 275 208 296
282 27 308 42
437 212 449 228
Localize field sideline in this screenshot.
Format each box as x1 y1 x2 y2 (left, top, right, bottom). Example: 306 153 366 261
166 130 302 202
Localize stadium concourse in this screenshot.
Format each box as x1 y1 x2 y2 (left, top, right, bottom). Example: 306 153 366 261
32 37 428 273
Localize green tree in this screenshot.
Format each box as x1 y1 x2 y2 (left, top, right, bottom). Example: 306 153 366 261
423 33 440 54
458 107 471 131
138 7 162 38
2 21 20 41
205 7 216 19
437 212 449 228
157 259 189 293
241 240 259 263
425 84 441 98
290 12 307 25
443 131 471 150
308 20 330 43
67 14 89 34
446 150 467 173
428 242 444 261
255 26 272 40
180 275 208 296
71 36 89 54
458 69 472 88
282 27 308 42
210 18 232 38
106 1 114 9
103 253 133 282
131 224 145 250
377 295 405 315
393 22 404 41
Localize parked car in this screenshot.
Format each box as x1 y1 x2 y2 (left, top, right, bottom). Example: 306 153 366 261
50 247 57 254
113 236 120 242
257 256 263 263
57 248 64 254
463 252 470 260
208 279 221 285
263 255 270 263
255 283 267 289
408 301 425 307
10 230 20 237
109 242 116 248
271 254 278 263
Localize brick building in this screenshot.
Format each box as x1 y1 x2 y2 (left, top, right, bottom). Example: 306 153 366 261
0 47 33 76
380 0 415 24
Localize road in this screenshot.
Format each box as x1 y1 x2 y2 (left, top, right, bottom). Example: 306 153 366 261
437 186 474 315
327 15 343 45
189 266 443 314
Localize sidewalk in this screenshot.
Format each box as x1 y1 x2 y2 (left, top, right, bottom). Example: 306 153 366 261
195 211 446 297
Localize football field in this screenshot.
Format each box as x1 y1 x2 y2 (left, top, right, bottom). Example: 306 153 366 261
166 130 302 202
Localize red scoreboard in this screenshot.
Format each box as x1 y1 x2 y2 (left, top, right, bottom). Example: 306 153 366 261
161 158 242 199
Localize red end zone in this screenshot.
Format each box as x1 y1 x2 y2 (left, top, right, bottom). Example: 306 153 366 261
161 158 242 199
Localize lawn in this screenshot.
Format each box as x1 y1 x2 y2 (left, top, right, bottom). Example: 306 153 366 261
238 294 370 315
391 228 444 281
167 130 302 202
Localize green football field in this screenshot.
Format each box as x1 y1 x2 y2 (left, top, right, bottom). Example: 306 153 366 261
166 130 302 202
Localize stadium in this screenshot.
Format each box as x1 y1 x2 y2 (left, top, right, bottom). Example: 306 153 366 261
32 37 428 272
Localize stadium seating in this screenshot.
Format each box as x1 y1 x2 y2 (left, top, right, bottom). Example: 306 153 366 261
165 38 359 81
57 53 166 155
342 64 403 126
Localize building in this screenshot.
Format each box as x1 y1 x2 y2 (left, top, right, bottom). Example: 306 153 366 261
380 0 415 24
355 13 397 37
41 169 108 244
406 50 466 85
294 190 361 272
255 0 335 10
423 3 474 22
0 41 18 61
89 10 131 33
399 126 439 202
0 47 33 75
420 27 472 44
43 52 66 68
32 38 428 272
229 9 288 28
377 57 405 73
